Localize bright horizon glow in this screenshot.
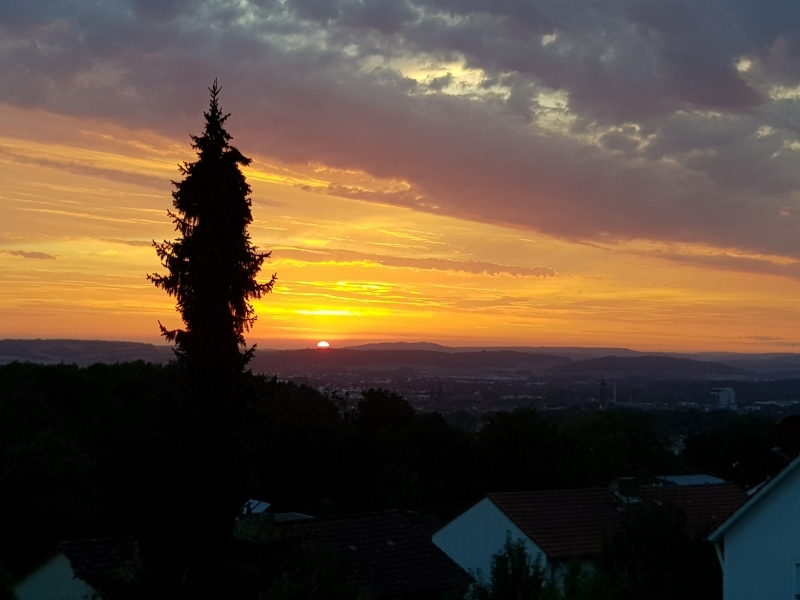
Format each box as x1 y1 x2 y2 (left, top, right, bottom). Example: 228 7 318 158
0 105 798 354
317 341 330 348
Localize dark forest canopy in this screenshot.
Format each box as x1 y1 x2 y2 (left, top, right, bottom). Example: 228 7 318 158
0 361 784 591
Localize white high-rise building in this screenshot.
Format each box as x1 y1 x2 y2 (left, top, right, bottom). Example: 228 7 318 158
712 387 737 409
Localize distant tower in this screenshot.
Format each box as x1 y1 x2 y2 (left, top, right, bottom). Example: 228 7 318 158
599 379 608 403
711 387 737 410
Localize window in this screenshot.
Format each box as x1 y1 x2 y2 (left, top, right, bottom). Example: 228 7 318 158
794 563 800 599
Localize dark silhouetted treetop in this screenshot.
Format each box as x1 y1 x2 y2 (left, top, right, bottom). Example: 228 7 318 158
149 80 276 381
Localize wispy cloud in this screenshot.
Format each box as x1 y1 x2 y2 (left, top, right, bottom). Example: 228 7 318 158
0 146 168 190
276 247 556 277
653 251 800 281
99 238 153 247
4 249 57 260
0 0 798 263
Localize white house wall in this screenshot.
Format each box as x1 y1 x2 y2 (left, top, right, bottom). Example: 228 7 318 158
722 465 800 600
15 552 97 600
432 497 547 582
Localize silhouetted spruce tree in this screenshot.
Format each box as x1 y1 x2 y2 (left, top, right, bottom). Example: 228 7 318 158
147 82 275 595
150 80 275 386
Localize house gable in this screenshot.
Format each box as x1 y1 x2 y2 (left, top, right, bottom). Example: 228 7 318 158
434 484 745 589
432 497 547 581
14 552 96 600
712 461 800 600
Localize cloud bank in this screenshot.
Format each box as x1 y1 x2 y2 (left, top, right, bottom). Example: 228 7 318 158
2 0 799 260
4 250 57 260
277 246 556 277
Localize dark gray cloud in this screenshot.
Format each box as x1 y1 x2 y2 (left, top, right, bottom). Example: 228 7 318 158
651 251 800 281
0 0 799 265
278 246 556 277
0 147 168 190
99 238 153 247
5 250 57 260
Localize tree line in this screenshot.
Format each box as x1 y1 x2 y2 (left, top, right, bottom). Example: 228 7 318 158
0 359 784 597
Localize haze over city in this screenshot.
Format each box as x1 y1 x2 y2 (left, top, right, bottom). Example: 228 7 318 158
2 0 800 352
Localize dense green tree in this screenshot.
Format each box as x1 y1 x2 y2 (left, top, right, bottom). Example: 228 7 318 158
0 432 100 574
477 409 563 492
683 415 780 487
558 411 678 488
592 505 722 600
466 536 559 600
0 561 15 600
149 80 275 384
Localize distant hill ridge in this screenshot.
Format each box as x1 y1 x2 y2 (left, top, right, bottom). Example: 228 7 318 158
1 339 798 377
251 348 571 372
345 342 641 360
0 339 173 367
548 355 746 378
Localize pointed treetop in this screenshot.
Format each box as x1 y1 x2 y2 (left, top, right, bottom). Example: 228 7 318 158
194 78 233 156
208 78 222 120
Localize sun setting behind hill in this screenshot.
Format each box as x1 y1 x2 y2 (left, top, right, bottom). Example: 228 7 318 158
0 104 798 352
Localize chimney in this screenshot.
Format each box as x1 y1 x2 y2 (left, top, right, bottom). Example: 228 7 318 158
777 415 800 461
610 477 640 502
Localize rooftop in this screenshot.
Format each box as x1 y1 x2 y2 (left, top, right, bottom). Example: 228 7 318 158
58 537 139 581
276 511 472 596
487 482 747 561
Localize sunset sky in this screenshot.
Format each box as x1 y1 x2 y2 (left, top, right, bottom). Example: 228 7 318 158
1 0 800 351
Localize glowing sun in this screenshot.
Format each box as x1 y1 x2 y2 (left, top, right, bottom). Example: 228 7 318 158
317 341 330 348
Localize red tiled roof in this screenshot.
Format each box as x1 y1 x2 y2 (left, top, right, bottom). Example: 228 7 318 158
488 483 747 561
276 511 472 597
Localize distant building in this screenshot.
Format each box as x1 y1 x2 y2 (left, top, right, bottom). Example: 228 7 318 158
433 480 746 586
712 387 737 409
709 453 800 600
403 394 431 403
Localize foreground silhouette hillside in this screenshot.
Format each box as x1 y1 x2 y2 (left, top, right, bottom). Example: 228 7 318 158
0 360 785 598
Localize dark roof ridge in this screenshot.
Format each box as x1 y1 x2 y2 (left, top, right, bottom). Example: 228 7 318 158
488 481 737 496
58 535 138 548
273 508 471 595
485 483 747 561
275 509 402 524
489 487 609 496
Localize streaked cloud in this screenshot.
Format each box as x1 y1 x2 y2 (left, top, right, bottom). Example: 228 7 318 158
276 247 556 277
651 251 800 281
1 1 800 351
4 250 57 260
0 0 798 262
99 238 154 247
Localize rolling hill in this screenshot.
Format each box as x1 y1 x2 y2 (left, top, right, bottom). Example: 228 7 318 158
546 355 748 378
